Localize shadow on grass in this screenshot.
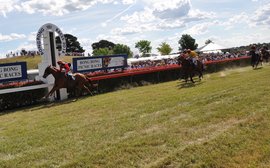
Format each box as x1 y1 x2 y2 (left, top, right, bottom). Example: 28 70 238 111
0 94 93 116
177 78 204 89
253 67 263 70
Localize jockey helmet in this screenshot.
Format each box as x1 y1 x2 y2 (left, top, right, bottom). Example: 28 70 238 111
57 60 64 65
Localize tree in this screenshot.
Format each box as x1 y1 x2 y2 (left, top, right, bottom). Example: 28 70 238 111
92 48 113 56
92 40 115 50
178 34 198 51
157 42 173 55
56 34 85 54
113 44 133 58
205 39 213 45
135 40 152 57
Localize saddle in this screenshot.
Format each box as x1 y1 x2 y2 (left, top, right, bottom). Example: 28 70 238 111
67 73 75 80
187 58 196 68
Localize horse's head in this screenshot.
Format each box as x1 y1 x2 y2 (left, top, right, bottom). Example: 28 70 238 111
42 65 53 78
177 55 185 65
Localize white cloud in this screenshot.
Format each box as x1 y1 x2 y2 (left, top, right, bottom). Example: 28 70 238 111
220 12 249 29
19 0 91 16
0 33 26 42
79 38 95 55
119 0 214 34
16 42 37 51
111 27 143 35
120 8 155 24
0 0 16 17
251 3 270 26
152 0 191 20
219 32 270 48
0 0 135 17
182 22 212 36
186 9 216 22
122 0 136 5
27 32 38 42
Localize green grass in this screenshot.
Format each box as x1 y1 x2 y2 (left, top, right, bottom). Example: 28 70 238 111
0 55 77 69
1 66 270 167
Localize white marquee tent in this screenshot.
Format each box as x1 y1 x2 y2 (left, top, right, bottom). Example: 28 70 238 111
127 54 179 65
199 42 227 53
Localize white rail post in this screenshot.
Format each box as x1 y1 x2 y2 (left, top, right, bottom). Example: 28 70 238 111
36 23 68 101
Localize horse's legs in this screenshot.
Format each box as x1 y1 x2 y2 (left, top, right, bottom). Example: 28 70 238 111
190 74 195 83
184 72 188 83
83 85 93 96
45 85 58 98
198 70 203 80
75 87 82 97
77 82 93 96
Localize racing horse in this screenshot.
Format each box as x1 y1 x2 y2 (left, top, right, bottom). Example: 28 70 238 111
42 65 96 99
261 48 270 63
250 50 261 69
177 55 204 83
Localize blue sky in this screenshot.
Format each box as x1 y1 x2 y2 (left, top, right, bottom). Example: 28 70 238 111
0 0 270 58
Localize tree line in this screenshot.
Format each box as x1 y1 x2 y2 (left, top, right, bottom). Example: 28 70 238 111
56 34 200 58
56 34 270 58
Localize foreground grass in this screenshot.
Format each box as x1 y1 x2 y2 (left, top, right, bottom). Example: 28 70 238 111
1 66 270 167
0 55 76 69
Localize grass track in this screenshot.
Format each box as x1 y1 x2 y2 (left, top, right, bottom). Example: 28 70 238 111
1 65 270 167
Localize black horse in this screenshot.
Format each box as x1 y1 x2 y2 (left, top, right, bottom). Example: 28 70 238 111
178 55 204 83
250 50 261 69
261 49 270 63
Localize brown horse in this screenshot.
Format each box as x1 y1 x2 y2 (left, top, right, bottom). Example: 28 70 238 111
178 55 204 83
42 65 95 98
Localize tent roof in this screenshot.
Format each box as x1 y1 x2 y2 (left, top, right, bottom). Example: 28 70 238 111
199 42 227 52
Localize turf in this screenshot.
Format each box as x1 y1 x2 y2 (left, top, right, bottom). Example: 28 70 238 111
0 65 270 167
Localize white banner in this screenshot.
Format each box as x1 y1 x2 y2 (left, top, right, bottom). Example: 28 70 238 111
77 58 103 71
106 57 125 68
0 65 22 80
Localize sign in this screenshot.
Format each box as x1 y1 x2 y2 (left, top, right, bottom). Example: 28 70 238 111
73 54 128 73
36 23 66 56
0 62 27 83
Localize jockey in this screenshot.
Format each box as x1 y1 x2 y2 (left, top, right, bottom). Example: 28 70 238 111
57 60 74 80
249 45 260 68
187 49 198 66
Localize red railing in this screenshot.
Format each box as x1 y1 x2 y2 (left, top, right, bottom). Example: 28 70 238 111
90 56 250 81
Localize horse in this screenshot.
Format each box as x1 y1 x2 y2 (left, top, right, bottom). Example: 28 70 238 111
42 65 96 99
177 55 204 83
261 49 270 63
250 50 261 69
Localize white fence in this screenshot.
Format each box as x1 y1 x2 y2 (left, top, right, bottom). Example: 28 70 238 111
0 83 50 94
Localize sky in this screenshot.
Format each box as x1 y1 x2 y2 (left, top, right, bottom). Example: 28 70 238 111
0 0 270 58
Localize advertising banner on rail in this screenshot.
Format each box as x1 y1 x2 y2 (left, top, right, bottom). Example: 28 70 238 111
72 54 128 73
0 62 27 83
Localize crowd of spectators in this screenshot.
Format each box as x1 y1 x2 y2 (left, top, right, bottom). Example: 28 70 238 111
128 58 178 69
199 51 247 62
127 51 248 70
